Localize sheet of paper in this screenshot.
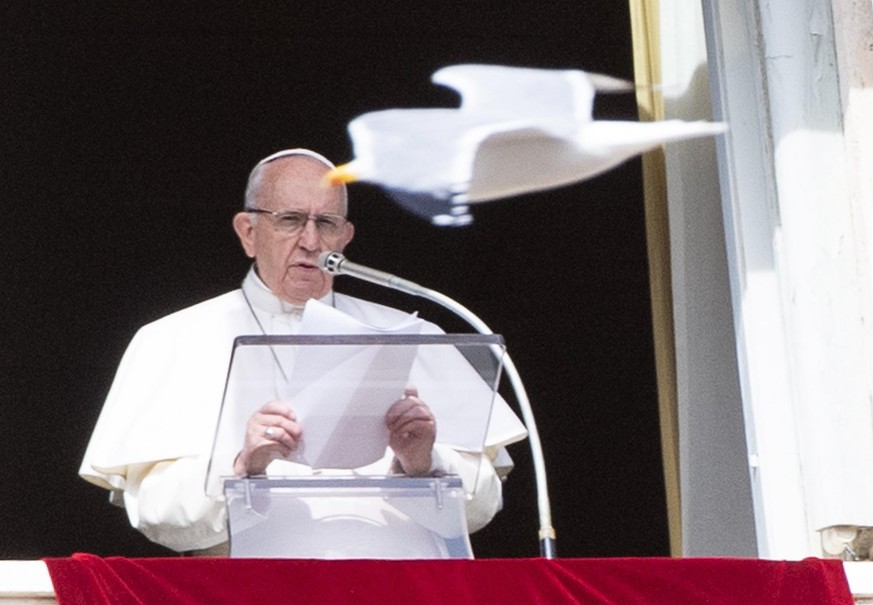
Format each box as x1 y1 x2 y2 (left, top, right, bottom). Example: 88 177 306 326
273 299 526 470
284 300 423 468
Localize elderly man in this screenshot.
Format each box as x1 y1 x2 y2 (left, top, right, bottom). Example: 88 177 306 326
80 149 525 557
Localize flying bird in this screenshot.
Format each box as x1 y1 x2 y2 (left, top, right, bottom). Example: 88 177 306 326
327 64 726 226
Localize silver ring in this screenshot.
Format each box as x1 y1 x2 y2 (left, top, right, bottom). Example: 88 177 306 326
264 427 276 438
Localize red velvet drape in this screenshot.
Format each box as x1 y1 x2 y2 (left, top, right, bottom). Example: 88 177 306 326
44 554 854 605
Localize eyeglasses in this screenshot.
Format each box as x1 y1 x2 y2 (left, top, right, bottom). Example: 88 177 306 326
246 208 349 238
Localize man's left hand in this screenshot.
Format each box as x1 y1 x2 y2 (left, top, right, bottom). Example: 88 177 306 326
386 387 436 476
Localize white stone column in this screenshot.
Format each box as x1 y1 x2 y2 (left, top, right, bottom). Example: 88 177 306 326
698 0 873 558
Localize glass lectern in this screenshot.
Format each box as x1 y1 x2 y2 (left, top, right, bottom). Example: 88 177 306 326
206 334 505 559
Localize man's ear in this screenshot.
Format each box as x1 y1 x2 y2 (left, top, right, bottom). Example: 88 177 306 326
337 221 355 252
232 212 257 258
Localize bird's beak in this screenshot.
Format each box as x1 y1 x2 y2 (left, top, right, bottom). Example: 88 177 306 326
323 163 359 186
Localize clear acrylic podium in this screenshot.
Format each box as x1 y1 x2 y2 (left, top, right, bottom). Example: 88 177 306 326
206 333 505 559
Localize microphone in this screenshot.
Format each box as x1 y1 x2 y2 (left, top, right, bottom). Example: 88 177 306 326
318 251 427 297
317 250 558 558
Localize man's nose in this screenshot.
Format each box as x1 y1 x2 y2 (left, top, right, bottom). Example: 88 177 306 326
296 217 321 249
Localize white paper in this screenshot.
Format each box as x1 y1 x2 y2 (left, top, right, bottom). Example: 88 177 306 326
271 299 526 471
284 300 423 468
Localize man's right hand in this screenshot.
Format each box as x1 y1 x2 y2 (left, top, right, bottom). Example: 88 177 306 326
233 400 302 476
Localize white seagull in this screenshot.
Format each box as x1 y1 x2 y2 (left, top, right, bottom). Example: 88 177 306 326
327 64 726 226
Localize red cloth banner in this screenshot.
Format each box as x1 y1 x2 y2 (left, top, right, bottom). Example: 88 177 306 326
43 553 854 605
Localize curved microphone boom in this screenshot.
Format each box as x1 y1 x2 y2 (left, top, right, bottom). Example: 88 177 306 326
318 250 557 558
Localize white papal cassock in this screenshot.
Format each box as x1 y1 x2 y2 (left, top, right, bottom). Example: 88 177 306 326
79 267 527 557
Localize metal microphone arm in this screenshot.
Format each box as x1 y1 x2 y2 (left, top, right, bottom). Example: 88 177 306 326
319 252 557 558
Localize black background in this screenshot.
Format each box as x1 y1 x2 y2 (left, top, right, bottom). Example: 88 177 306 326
1 4 667 559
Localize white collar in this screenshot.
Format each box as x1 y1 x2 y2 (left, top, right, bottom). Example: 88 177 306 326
241 266 333 315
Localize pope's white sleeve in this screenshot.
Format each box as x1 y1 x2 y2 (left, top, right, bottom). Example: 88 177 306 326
122 455 227 552
431 444 503 533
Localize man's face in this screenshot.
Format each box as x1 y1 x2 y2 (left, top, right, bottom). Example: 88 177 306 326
233 156 354 305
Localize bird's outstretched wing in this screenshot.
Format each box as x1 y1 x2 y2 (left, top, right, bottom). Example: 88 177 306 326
465 119 728 203
432 64 618 123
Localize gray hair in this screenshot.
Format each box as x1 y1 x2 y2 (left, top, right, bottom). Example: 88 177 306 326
244 148 349 215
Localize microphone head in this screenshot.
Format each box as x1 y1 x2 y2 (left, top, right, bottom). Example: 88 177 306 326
318 251 346 275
